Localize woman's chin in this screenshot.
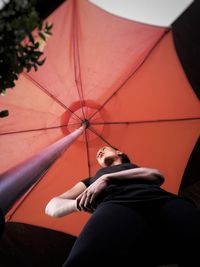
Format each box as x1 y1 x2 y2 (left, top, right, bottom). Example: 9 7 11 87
104 157 115 166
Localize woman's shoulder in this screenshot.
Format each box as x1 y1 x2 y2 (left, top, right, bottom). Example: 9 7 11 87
124 162 139 169
81 177 91 187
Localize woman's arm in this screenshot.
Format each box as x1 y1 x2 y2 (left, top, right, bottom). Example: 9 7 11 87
45 181 86 218
105 167 164 185
77 167 164 210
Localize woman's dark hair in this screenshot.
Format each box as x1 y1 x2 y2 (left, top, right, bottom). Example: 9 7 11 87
113 147 131 163
120 153 131 163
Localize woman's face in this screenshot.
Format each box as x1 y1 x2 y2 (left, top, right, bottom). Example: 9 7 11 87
96 146 122 167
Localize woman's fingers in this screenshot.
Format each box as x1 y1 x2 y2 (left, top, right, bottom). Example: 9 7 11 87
77 190 93 211
84 191 96 210
77 181 103 211
90 192 97 205
79 193 87 209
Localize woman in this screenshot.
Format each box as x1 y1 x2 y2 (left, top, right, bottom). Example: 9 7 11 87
45 146 200 267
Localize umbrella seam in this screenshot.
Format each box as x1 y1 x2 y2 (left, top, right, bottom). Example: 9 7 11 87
0 123 81 136
88 29 170 121
84 129 91 177
23 73 82 121
90 117 200 125
88 126 114 148
72 0 86 120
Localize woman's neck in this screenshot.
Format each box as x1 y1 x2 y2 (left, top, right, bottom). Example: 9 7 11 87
105 158 122 167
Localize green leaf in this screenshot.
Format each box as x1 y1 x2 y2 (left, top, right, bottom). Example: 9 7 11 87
0 89 6 95
28 33 35 44
38 20 43 31
37 57 46 65
34 42 39 49
0 0 53 99
26 63 32 72
46 23 53 31
0 110 9 118
33 64 38 71
32 51 43 57
6 80 15 88
38 32 46 41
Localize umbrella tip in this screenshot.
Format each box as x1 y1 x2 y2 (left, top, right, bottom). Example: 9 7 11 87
81 119 90 129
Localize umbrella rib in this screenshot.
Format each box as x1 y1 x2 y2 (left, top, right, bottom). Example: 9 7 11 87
24 73 81 121
90 117 200 125
0 123 80 136
88 126 115 148
84 129 91 177
6 168 48 221
72 0 86 119
88 30 169 121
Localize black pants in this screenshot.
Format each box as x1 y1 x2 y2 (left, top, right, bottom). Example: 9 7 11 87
62 198 200 267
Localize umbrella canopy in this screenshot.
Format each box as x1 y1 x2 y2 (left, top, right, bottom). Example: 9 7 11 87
0 0 200 239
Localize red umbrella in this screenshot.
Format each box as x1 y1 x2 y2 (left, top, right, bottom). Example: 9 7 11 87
0 0 199 240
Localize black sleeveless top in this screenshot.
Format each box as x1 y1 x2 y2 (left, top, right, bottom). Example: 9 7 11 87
81 163 179 208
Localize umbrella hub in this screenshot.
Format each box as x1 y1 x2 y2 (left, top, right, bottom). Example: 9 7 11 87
63 100 105 142
81 119 90 128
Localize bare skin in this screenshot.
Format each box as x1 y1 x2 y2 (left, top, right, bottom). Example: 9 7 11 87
45 146 164 217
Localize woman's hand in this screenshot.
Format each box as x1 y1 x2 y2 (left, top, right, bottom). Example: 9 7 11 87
76 175 108 212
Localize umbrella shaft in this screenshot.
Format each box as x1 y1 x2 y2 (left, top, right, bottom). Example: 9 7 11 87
0 126 85 215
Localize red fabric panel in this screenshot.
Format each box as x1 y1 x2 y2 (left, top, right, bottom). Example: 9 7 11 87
0 129 66 174
29 0 166 108
0 75 66 134
104 32 200 122
29 0 80 108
